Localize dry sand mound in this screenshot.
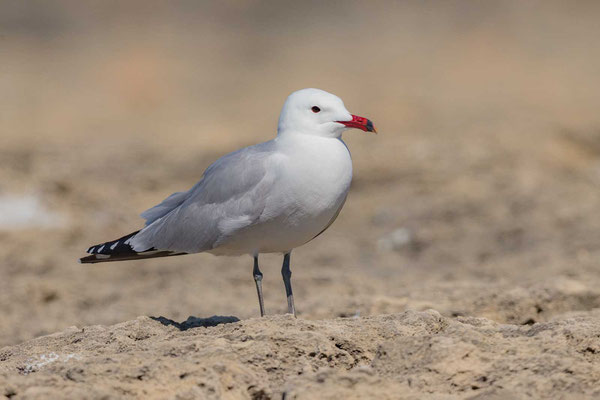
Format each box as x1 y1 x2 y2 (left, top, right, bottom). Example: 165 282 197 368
2 310 600 399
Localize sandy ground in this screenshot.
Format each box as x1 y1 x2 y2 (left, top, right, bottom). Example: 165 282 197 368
2 311 600 399
2 1 600 398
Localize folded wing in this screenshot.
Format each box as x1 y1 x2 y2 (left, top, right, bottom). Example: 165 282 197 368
129 142 279 254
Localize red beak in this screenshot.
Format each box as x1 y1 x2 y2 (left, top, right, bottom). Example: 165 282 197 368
337 114 377 133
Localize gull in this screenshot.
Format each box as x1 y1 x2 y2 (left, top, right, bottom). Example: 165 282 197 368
79 88 376 317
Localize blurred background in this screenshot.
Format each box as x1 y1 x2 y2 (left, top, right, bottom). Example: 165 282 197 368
2 0 600 347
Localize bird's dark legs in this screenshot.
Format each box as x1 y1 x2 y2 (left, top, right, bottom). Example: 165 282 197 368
281 252 296 317
253 255 266 317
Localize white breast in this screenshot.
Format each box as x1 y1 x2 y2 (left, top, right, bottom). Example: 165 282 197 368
277 135 353 221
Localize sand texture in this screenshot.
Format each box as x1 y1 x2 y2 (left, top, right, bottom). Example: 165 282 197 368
3 310 600 399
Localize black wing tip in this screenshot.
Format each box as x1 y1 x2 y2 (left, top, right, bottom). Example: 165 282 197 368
78 250 188 264
86 230 141 256
81 230 192 264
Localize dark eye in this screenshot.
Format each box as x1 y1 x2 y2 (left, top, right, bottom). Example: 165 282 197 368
311 106 321 113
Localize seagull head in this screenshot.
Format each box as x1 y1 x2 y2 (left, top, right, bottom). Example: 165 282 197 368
277 88 377 138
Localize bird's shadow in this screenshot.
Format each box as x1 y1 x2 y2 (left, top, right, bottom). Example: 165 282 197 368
150 315 240 331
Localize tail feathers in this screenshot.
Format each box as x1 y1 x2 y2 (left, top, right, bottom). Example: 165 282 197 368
79 230 187 264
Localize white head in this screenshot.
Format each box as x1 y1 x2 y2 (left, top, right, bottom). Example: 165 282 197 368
277 88 376 138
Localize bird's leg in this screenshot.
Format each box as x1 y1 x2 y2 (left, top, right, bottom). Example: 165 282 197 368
253 255 266 317
281 252 296 317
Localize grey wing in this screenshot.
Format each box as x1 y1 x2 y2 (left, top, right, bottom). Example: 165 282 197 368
140 190 192 226
129 142 278 253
